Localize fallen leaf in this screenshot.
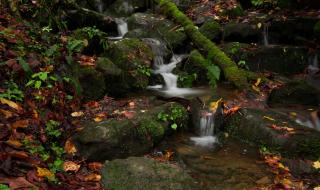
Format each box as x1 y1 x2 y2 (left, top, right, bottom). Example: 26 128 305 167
313 160 320 169
254 78 262 86
63 161 81 172
252 84 260 92
36 167 55 179
0 98 23 112
11 119 29 129
210 98 222 112
121 111 135 119
88 162 103 171
84 174 101 182
64 139 77 155
314 186 320 190
71 111 84 117
0 109 14 119
6 139 23 148
0 176 36 190
263 116 275 121
256 176 271 184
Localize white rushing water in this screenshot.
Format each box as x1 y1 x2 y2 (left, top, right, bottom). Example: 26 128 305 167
145 38 205 98
108 18 128 40
95 0 104 13
190 110 217 147
263 23 269 46
308 54 319 75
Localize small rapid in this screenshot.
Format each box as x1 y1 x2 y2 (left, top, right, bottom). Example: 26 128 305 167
108 18 128 40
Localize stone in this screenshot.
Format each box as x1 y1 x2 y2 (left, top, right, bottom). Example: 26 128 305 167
72 102 187 161
224 108 320 159
101 157 198 190
223 23 260 43
268 80 320 107
199 19 222 42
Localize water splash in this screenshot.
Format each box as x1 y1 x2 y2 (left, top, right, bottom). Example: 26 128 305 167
108 18 128 40
263 23 270 46
190 110 217 147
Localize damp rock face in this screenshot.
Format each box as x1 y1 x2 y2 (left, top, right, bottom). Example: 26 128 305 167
101 157 198 190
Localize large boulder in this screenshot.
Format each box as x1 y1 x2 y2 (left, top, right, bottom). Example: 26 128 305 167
223 23 260 43
199 19 222 42
72 102 187 161
223 108 320 159
222 43 310 75
125 13 187 50
101 157 198 190
268 80 320 107
106 38 153 95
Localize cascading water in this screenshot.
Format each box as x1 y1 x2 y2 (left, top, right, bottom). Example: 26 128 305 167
144 38 205 98
95 0 104 13
263 23 270 46
190 110 217 147
108 18 128 40
308 54 319 75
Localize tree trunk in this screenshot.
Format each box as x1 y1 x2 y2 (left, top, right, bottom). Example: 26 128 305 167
153 0 249 88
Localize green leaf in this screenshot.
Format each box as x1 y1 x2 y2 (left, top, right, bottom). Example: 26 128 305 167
17 57 32 75
35 81 42 89
171 123 178 130
207 65 220 80
26 80 35 87
39 72 48 81
0 184 9 190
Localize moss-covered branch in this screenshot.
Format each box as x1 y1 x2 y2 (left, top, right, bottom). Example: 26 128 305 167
154 0 249 88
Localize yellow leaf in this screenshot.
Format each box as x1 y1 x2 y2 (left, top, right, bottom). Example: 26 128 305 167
36 167 54 179
257 23 262 29
0 98 23 111
71 111 84 117
290 112 297 116
252 85 260 92
314 186 320 190
210 98 222 112
263 116 275 121
94 117 103 122
313 160 320 169
6 139 23 148
63 161 81 172
254 78 261 86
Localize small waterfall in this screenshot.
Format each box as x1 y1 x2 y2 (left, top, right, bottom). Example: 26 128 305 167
263 23 270 46
190 110 217 147
95 0 104 13
307 54 319 75
108 18 128 40
145 38 205 98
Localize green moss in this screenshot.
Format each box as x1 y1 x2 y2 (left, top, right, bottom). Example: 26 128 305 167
223 5 244 17
138 118 165 142
314 21 320 38
199 19 221 41
78 67 106 101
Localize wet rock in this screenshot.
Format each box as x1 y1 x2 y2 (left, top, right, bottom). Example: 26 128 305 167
73 102 187 161
268 80 320 107
223 23 260 43
106 38 153 95
222 43 310 75
101 157 198 190
199 19 222 42
125 13 187 50
224 108 320 159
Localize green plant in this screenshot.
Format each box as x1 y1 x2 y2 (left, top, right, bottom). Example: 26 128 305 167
23 139 50 161
26 71 57 89
206 65 220 89
237 60 249 70
178 73 197 87
0 184 9 190
251 0 277 6
66 38 86 64
136 64 152 77
45 120 61 138
80 26 103 39
0 80 24 101
157 105 186 130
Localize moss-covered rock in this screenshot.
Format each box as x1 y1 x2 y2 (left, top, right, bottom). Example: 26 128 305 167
268 80 320 107
221 43 309 75
199 19 222 41
77 67 106 101
72 102 188 161
222 4 244 17
224 108 320 159
107 38 153 93
223 23 260 43
314 20 320 39
101 157 198 190
95 57 122 76
125 13 187 50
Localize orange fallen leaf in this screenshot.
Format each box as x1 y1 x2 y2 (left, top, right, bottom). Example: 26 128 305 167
11 119 29 129
6 139 23 148
0 98 23 112
63 161 81 172
84 174 101 182
88 162 103 171
64 139 77 155
0 109 14 119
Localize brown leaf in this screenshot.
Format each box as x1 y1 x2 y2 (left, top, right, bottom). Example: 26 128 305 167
63 161 81 172
36 167 55 179
84 174 101 182
64 139 77 155
71 111 84 117
6 138 23 148
11 119 29 129
0 109 15 119
88 162 103 171
0 176 36 190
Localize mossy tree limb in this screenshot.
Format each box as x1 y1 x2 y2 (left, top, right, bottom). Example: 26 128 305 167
154 0 249 88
